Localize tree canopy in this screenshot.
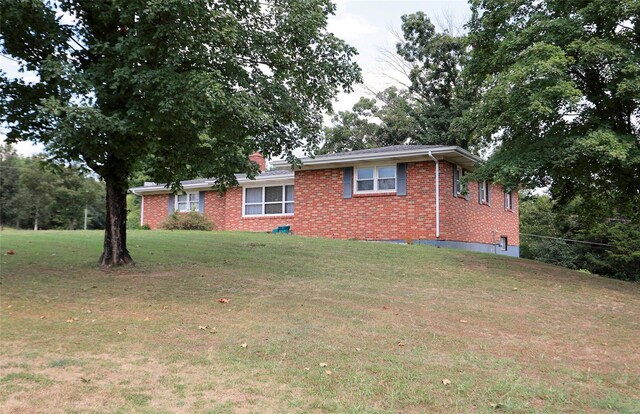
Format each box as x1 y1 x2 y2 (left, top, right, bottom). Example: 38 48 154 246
467 0 640 218
1 0 361 265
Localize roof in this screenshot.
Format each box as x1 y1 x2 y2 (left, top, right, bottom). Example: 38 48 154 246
130 169 294 195
271 144 481 170
314 145 442 158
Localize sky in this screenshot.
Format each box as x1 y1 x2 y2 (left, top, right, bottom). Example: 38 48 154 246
0 0 471 156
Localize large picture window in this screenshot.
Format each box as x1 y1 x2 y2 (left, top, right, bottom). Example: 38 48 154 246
244 185 294 216
176 192 199 212
355 165 396 193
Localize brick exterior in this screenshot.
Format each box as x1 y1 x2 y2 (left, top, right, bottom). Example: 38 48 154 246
141 160 519 246
439 161 519 246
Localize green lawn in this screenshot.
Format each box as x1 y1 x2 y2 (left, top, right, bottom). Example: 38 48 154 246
0 230 638 413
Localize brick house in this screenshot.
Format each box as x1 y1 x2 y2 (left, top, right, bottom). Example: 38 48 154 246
131 145 520 256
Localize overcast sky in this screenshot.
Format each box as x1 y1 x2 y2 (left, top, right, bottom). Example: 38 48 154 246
1 0 471 156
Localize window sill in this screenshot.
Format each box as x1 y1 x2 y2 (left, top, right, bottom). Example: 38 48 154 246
353 192 397 198
242 214 294 219
504 208 514 213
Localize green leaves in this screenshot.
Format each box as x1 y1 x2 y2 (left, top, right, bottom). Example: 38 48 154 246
468 0 640 220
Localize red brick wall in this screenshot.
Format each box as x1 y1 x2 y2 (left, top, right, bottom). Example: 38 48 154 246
141 160 519 246
439 161 519 246
142 194 168 229
223 187 294 232
204 191 226 230
293 162 436 240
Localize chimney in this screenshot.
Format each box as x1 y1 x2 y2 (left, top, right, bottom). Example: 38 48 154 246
249 152 266 172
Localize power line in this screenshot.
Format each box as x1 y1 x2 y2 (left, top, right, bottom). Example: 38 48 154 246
520 232 614 248
0 54 21 63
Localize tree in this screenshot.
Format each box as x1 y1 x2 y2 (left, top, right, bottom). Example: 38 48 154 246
1 0 360 266
396 12 477 148
467 0 640 220
0 144 20 229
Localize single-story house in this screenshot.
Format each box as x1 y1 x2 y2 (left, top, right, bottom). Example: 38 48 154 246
130 145 519 256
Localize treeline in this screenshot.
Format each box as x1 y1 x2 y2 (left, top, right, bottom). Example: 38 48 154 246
520 194 639 281
0 145 105 230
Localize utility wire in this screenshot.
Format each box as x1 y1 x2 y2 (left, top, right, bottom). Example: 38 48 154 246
520 232 614 248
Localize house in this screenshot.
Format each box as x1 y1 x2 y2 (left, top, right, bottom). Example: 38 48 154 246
130 145 519 256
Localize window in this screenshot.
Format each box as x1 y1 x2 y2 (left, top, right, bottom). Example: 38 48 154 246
479 181 489 204
176 192 199 212
499 236 508 251
244 185 294 216
504 190 513 210
453 165 465 196
355 165 396 193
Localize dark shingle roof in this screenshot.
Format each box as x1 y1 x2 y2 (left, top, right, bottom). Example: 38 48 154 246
315 145 441 158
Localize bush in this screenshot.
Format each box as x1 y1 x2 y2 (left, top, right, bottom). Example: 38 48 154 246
160 212 214 231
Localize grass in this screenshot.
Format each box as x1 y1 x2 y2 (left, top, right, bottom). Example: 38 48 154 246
0 230 638 413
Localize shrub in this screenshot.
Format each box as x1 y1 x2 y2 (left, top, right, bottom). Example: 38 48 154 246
160 212 214 231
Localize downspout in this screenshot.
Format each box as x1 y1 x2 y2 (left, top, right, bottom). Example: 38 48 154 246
140 194 144 227
427 151 440 239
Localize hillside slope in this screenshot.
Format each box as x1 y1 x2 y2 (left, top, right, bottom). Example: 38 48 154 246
1 230 638 413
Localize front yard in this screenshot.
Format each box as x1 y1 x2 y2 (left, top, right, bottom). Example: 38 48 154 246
0 230 638 413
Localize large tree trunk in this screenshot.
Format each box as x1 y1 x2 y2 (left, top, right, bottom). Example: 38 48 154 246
99 173 134 267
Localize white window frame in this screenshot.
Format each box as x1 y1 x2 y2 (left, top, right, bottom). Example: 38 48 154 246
504 190 513 210
499 236 508 251
454 165 464 196
242 185 294 217
479 181 489 204
175 191 199 213
354 165 397 194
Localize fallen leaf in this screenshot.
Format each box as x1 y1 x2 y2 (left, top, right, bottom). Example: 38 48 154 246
512 287 518 291
355 348 361 352
218 298 230 303
198 325 208 330
72 317 79 321
240 343 247 348
91 319 96 322
319 362 328 367
39 315 46 319
117 331 123 335
304 367 310 372
460 320 468 324
144 317 150 321
80 377 91 383
325 370 332 375
6 250 15 255
209 327 217 334
7 305 12 309
442 378 451 385
85 310 92 314
397 341 406 347
163 305 169 309
66 319 74 323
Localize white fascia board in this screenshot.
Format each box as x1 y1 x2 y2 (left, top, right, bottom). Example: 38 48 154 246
270 146 481 169
130 181 216 195
235 172 295 184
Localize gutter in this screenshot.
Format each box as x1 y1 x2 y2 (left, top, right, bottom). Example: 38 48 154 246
427 151 440 239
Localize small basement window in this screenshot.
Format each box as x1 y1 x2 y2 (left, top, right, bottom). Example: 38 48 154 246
499 236 508 251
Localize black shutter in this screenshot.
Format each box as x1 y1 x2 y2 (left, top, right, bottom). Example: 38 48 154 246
343 167 353 199
452 164 458 196
168 194 175 214
396 163 407 196
199 191 205 213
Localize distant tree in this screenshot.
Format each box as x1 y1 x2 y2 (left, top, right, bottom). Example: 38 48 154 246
467 0 640 220
396 12 477 148
1 0 360 266
14 156 56 230
320 87 420 154
0 144 20 229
